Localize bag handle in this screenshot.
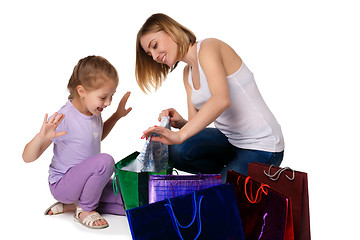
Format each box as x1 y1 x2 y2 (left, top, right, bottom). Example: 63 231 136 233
263 165 295 181
112 172 120 196
165 192 204 240
258 213 268 240
241 176 269 204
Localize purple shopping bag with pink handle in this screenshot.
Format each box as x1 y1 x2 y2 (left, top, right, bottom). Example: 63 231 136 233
148 173 222 203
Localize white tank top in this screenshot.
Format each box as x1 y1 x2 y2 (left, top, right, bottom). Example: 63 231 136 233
188 40 284 152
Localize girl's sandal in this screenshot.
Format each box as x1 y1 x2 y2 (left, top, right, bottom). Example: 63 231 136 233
44 202 64 215
73 206 109 229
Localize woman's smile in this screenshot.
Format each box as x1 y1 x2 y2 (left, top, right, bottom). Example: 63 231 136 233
161 54 167 64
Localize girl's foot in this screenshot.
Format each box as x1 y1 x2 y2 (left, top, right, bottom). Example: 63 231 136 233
74 206 109 229
78 210 108 227
45 202 76 215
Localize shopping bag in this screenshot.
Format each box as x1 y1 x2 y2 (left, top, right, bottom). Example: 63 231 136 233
227 170 294 240
113 151 171 210
248 163 311 240
127 184 245 240
123 116 171 172
148 173 222 203
112 116 172 210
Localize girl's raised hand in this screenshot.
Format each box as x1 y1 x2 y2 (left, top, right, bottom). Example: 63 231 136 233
22 112 66 163
39 112 67 141
115 91 132 119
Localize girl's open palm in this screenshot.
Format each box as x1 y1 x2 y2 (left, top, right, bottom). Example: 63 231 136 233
115 91 132 119
39 112 67 140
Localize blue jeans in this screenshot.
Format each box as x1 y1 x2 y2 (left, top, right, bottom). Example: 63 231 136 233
169 128 284 182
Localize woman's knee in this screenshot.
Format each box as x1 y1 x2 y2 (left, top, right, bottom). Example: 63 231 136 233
169 144 184 157
169 142 192 163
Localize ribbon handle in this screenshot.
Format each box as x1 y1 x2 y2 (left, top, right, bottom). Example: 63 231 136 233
165 192 204 240
240 176 269 204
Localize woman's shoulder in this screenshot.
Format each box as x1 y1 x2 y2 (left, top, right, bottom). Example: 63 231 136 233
198 38 228 56
198 38 242 74
200 38 239 57
200 38 227 49
197 38 225 65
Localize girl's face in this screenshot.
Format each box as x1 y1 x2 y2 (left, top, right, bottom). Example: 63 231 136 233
140 30 178 67
78 78 117 116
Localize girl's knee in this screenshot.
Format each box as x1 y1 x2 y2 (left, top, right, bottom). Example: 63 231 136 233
97 153 115 172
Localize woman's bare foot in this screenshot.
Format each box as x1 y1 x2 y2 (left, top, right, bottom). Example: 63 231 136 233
47 203 76 215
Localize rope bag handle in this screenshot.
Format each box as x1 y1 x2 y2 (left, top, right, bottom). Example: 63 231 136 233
112 172 120 196
263 165 295 181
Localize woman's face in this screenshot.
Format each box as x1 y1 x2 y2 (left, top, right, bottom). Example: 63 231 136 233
140 30 178 67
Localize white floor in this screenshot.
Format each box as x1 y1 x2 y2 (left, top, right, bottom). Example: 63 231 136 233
10 204 133 239
5 169 193 239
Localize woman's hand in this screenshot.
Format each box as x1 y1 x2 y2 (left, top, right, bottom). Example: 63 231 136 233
39 112 67 141
141 126 185 145
114 91 132 119
158 108 187 129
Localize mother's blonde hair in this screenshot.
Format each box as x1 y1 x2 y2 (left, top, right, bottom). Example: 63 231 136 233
136 13 196 93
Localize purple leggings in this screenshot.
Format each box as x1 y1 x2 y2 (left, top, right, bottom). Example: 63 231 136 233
49 153 125 215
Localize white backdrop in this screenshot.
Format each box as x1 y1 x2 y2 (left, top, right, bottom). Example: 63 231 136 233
1 0 359 239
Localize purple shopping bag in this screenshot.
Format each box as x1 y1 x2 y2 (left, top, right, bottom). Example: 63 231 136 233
148 173 222 203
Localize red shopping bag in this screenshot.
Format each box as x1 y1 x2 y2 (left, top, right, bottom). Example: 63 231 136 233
227 170 294 240
248 163 311 240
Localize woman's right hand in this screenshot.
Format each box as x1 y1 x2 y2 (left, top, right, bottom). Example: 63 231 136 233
158 108 187 129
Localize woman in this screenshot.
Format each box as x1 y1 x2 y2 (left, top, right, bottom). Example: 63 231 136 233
137 13 284 181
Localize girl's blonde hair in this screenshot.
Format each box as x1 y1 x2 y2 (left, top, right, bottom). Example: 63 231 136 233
136 13 196 93
67 55 118 99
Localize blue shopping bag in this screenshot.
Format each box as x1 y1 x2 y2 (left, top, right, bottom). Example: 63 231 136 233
126 184 245 240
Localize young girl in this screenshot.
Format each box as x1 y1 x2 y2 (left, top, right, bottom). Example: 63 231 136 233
23 56 132 229
137 13 284 182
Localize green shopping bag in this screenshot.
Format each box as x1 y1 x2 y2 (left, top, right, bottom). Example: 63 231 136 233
113 151 171 210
